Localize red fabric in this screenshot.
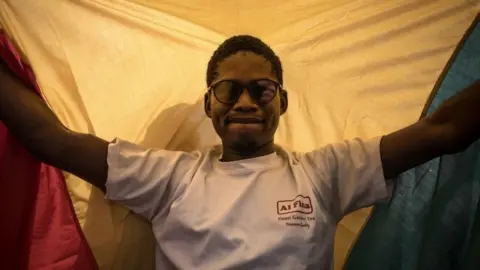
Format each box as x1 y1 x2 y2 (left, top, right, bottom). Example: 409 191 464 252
0 32 98 270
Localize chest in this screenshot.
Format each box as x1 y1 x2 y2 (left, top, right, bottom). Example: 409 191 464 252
157 168 334 263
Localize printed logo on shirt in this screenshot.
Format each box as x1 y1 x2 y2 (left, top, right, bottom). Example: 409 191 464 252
277 195 313 215
277 195 315 229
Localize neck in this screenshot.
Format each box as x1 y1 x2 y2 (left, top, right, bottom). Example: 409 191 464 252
221 140 275 162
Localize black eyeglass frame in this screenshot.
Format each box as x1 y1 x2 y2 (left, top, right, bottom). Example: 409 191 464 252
208 78 284 105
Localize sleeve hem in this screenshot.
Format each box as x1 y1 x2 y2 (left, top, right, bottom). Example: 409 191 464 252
104 138 121 200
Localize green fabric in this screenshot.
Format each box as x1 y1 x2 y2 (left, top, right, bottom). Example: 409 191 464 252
461 199 480 270
345 16 480 270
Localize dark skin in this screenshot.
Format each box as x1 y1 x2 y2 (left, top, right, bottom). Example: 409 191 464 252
0 62 109 192
0 52 479 193
204 52 288 161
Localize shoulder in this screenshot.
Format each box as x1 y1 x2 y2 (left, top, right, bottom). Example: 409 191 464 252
279 137 382 167
107 138 209 166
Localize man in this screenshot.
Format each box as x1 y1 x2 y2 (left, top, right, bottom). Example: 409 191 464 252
0 35 479 269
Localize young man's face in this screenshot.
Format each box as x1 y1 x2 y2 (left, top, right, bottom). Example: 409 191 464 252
204 51 287 151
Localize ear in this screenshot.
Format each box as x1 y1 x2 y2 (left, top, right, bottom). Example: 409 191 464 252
279 89 288 115
204 92 212 118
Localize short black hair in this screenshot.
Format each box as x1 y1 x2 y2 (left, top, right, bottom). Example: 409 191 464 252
206 35 283 86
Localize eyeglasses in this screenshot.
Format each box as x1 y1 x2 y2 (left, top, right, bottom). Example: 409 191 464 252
208 79 282 105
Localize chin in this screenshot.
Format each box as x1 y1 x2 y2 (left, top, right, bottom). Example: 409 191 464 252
227 134 260 150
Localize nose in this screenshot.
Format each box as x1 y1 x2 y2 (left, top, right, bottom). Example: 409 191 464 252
232 88 259 112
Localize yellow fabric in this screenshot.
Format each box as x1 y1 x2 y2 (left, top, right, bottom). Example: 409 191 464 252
0 0 478 269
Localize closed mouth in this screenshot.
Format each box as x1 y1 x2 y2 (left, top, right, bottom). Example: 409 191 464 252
226 117 264 124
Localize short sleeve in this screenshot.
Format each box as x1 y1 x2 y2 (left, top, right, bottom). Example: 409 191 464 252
105 139 202 220
298 137 394 221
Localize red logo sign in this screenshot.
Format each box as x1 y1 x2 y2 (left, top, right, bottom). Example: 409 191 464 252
277 195 313 215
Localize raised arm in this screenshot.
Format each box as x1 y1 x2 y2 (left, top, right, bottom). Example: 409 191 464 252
0 60 109 192
381 80 480 179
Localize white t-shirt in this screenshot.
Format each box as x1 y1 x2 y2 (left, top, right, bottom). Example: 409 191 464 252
105 137 393 270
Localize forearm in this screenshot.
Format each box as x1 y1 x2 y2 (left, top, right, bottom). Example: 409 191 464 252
0 60 109 191
381 81 480 179
427 80 480 153
380 121 445 179
0 61 67 156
